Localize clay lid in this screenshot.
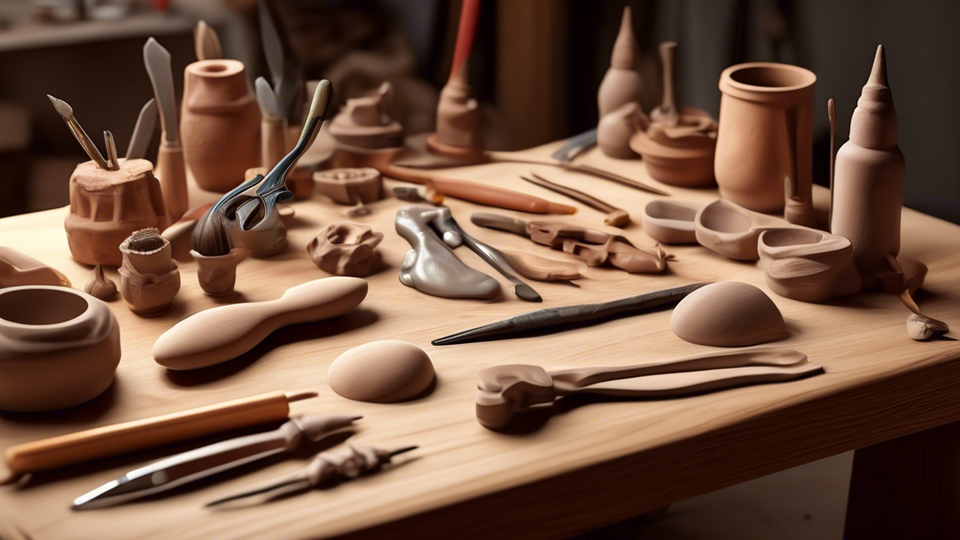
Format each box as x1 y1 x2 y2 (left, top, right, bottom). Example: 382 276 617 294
610 7 639 69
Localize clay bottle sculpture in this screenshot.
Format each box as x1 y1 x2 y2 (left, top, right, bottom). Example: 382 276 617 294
118 229 181 317
181 59 261 193
598 7 643 117
830 45 905 289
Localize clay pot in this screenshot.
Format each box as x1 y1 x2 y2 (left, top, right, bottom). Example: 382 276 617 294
0 286 121 412
181 59 261 193
715 63 815 215
190 248 244 296
758 229 862 303
641 200 703 245
118 235 180 317
65 159 169 267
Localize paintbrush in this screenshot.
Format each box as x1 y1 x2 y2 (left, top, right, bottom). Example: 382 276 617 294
520 172 630 227
47 94 110 169
191 175 261 256
432 282 709 345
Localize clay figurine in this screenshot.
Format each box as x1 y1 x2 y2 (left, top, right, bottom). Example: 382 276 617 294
0 247 71 288
143 38 189 222
641 200 703 245
328 82 404 149
695 199 805 261
314 168 384 205
307 223 383 278
328 340 435 403
118 229 181 317
84 265 117 300
0 286 121 412
152 277 368 370
396 205 500 299
500 250 584 282
597 102 645 159
758 229 861 303
671 281 788 347
180 58 261 193
476 349 821 429
520 173 631 228
598 6 643 117
830 45 905 289
715 62 816 225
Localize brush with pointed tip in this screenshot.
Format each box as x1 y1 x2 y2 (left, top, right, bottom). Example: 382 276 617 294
47 94 109 169
205 445 417 508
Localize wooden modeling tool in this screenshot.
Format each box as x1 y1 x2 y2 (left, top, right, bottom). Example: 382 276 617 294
206 445 417 508
476 349 822 429
433 282 708 345
651 42 679 127
47 95 109 169
72 414 360 510
125 98 157 160
520 172 630 227
194 20 222 61
1 391 317 484
144 37 188 222
828 98 836 230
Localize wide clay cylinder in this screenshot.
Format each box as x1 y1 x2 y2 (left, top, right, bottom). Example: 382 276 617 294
181 59 261 193
715 63 815 214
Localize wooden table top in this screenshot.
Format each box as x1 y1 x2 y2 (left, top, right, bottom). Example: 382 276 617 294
1 142 958 539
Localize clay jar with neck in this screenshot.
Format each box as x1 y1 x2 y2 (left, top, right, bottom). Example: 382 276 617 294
715 63 815 220
181 59 261 193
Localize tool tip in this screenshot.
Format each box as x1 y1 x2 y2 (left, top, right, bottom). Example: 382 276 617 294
307 79 333 121
515 284 542 302
286 390 320 402
389 446 419 458
47 94 72 119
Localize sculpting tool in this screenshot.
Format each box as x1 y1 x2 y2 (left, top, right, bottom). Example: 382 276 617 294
205 445 417 507
258 0 303 122
103 130 120 170
550 128 598 162
1 391 318 485
144 37 188 222
256 76 287 170
433 282 709 345
125 98 157 160
72 414 360 510
47 94 109 169
520 172 630 227
194 20 222 61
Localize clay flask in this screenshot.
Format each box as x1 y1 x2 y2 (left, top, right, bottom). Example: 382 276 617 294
597 7 644 117
830 45 905 289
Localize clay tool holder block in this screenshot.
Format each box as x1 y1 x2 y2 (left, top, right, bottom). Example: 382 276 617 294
671 281 788 347
118 231 180 317
314 168 384 205
328 82 404 150
65 159 170 267
694 199 808 261
152 277 368 370
476 348 822 429
2 390 317 483
0 286 121 413
307 223 384 277
191 248 245 296
758 228 862 303
641 200 703 245
0 247 71 288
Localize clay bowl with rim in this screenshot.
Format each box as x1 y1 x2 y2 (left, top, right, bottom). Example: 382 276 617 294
758 228 861 303
0 286 121 412
641 200 703 244
695 199 803 261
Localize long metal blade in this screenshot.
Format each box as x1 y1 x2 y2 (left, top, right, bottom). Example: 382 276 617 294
143 38 180 146
72 429 287 510
550 128 597 162
126 98 157 159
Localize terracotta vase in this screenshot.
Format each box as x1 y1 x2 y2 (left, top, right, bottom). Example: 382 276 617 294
64 159 169 267
598 6 643 117
715 63 816 220
0 286 121 412
830 46 905 289
118 234 180 317
181 59 261 193
190 248 243 296
758 229 862 303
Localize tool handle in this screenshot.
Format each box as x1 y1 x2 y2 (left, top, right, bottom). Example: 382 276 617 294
658 42 678 118
158 140 188 223
470 212 530 237
4 392 296 477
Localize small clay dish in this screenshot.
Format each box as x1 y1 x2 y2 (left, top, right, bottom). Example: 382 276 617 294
641 200 703 244
0 286 121 412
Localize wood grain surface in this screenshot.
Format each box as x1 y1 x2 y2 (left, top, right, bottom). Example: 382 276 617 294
1 142 958 539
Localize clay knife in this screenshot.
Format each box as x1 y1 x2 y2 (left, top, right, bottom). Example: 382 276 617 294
125 98 157 160
144 37 188 222
72 415 359 510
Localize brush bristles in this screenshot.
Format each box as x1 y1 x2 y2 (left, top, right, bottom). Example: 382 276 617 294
125 228 165 253
192 209 232 256
47 94 73 120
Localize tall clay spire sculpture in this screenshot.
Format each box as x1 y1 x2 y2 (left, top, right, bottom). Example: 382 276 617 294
830 45 905 289
597 7 644 117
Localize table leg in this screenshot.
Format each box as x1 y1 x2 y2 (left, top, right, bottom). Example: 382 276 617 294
845 420 960 538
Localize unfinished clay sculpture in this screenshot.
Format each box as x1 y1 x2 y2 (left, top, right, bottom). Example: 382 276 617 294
598 6 643 117
0 247 71 288
0 286 121 412
758 229 861 303
118 229 181 317
671 281 788 347
396 205 500 299
328 340 435 403
84 265 117 301
153 277 368 370
328 82 403 149
831 46 905 289
314 168 384 205
307 223 383 277
695 199 804 260
641 200 703 244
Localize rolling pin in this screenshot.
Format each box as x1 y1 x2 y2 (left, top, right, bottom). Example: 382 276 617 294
153 277 369 370
2 390 316 484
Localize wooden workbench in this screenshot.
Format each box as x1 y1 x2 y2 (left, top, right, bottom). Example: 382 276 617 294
1 142 958 539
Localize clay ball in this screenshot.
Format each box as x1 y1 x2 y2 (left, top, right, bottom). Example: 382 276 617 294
328 340 435 403
671 281 787 347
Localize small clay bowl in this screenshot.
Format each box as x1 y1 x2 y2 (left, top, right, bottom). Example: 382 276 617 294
0 286 121 412
641 200 703 244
